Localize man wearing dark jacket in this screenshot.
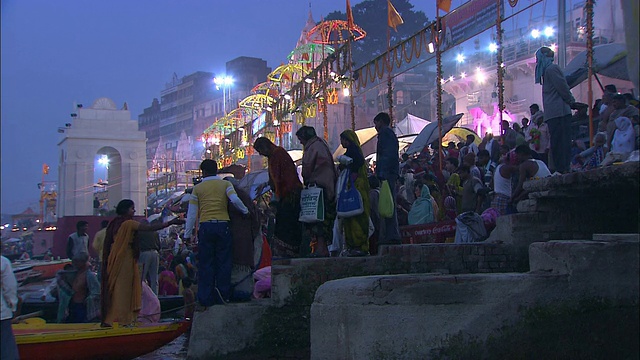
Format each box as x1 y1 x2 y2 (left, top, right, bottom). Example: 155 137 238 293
535 46 575 173
374 112 401 245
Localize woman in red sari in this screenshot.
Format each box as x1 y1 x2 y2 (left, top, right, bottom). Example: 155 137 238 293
253 137 303 258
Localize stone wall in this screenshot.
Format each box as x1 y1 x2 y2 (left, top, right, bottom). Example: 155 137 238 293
271 243 526 305
310 237 639 360
487 161 639 249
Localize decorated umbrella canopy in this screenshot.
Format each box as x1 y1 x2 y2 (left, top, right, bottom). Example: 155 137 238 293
441 127 481 147
306 20 367 45
251 81 281 98
404 114 464 155
564 43 629 89
267 63 310 84
238 94 276 112
288 43 335 65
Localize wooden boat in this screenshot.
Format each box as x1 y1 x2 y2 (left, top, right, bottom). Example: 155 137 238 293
19 295 185 323
13 259 72 281
13 317 190 360
12 264 43 285
30 259 73 280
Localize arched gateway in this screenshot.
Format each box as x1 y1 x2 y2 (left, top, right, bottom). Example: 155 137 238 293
57 97 146 217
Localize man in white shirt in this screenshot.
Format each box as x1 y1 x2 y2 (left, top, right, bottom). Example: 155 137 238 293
1 255 20 360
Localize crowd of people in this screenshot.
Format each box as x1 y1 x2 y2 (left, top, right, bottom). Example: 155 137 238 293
2 47 637 343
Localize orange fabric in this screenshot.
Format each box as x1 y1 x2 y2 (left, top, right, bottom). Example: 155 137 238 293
387 0 404 31
437 0 452 12
104 220 141 325
268 146 302 199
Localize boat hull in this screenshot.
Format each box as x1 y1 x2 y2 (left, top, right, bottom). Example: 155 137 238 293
32 259 72 280
14 319 190 360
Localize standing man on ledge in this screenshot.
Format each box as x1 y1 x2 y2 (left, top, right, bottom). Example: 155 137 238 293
67 221 89 260
535 46 575 173
374 112 401 246
183 159 249 308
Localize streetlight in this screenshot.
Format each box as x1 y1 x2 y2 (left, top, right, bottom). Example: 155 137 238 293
213 76 234 115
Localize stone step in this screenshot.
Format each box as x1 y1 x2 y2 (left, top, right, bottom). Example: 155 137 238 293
188 300 271 359
592 233 640 242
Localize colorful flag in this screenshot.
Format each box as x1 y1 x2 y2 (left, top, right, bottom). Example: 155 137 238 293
437 0 452 13
42 163 49 175
346 0 354 28
387 0 404 31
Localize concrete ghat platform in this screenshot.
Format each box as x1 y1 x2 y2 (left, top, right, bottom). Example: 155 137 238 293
310 239 639 360
187 300 270 359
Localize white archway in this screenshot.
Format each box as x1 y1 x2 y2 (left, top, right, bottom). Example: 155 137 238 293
57 98 146 216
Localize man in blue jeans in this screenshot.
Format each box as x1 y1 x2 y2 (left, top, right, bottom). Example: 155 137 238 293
374 112 402 246
183 160 249 308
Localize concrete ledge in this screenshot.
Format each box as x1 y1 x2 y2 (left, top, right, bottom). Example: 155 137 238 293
528 240 639 299
592 233 640 242
524 161 639 193
272 244 527 305
310 240 640 359
187 300 270 359
310 273 568 360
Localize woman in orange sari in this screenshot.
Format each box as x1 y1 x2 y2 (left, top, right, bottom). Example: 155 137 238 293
101 199 183 326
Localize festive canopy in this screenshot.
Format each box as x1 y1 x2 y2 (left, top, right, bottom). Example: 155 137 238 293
238 94 276 111
267 63 309 83
307 20 367 45
287 43 335 64
251 81 281 98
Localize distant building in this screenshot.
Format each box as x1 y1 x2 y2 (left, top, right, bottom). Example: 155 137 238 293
138 71 215 173
226 56 272 94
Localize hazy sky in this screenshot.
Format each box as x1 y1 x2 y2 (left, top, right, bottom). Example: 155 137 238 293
0 0 453 215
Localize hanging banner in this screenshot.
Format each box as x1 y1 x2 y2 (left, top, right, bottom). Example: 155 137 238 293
440 0 505 52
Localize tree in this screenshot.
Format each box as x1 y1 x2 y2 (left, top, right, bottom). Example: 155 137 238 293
325 0 429 68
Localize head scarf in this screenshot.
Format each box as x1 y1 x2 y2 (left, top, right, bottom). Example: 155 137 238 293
296 126 317 142
340 129 361 147
612 117 635 154
535 47 554 84
408 185 435 225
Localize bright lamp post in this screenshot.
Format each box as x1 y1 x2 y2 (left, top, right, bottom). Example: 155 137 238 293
213 76 234 115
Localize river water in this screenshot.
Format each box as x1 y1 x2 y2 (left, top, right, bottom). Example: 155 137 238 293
135 333 189 360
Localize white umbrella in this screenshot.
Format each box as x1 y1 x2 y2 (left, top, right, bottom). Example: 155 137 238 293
238 170 271 200
404 114 464 155
564 43 629 89
287 149 304 164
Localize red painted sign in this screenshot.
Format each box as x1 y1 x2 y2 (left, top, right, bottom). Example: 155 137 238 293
400 220 457 244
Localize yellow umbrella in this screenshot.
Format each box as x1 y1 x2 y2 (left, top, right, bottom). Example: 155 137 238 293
441 127 481 146
332 127 378 159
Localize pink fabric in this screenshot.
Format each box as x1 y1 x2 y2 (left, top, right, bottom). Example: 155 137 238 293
253 266 271 299
138 281 161 323
481 208 500 233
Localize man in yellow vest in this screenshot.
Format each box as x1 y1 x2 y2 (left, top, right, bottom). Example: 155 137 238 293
183 160 248 308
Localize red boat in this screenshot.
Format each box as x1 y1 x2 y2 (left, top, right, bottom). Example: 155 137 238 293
13 259 72 281
13 318 190 360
